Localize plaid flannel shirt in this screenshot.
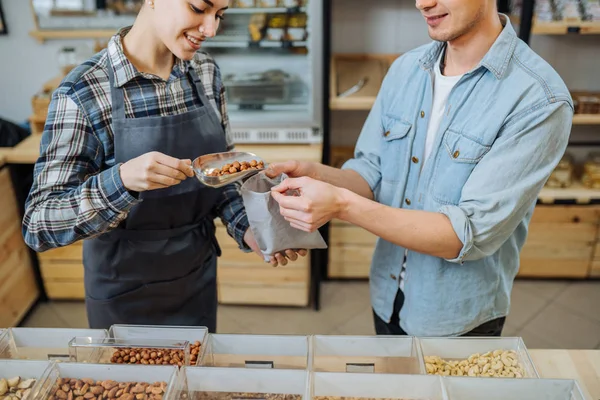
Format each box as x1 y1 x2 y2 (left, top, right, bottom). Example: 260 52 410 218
23 27 250 252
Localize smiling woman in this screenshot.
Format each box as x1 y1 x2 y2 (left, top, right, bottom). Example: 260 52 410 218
22 0 304 332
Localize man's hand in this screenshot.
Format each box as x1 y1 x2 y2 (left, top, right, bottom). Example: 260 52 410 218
270 176 346 233
119 151 194 192
265 160 318 180
243 229 308 267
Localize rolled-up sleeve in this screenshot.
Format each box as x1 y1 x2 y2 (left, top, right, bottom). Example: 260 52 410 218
439 99 573 263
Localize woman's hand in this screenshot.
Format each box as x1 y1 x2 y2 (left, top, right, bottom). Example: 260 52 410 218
119 151 195 192
243 229 308 267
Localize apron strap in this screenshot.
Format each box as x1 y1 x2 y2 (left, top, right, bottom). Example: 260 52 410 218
106 59 127 120
187 66 224 129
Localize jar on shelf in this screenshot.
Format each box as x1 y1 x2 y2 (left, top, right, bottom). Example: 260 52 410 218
58 47 77 76
582 152 600 189
545 152 574 188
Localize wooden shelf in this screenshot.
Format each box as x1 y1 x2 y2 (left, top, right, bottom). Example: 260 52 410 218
538 182 600 204
532 20 600 35
510 15 600 35
573 114 600 125
330 54 399 111
30 29 116 43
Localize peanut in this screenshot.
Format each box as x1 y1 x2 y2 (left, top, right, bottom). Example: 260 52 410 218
424 349 526 378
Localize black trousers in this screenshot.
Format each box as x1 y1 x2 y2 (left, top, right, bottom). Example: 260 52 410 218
373 288 506 336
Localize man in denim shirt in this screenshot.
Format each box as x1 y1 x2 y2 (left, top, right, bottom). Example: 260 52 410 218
266 0 573 336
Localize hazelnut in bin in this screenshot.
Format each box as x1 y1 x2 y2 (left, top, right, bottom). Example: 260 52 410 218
110 341 201 366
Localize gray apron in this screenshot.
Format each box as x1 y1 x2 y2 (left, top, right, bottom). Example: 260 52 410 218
82 60 227 332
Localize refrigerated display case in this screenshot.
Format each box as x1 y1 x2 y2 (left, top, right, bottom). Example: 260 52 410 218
202 0 323 144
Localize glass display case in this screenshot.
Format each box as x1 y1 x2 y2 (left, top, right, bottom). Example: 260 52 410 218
30 0 323 145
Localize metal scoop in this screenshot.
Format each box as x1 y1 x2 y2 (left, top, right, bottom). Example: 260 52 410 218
192 151 267 188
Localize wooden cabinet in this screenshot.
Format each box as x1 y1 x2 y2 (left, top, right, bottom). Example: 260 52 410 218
0 167 39 327
518 206 599 278
328 220 375 278
38 242 85 300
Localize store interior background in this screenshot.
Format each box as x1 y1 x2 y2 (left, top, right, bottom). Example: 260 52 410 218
0 0 599 350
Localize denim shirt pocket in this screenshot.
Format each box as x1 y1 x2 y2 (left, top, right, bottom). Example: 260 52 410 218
380 118 412 183
431 128 491 205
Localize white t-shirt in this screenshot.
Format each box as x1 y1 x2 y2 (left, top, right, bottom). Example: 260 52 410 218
398 50 464 292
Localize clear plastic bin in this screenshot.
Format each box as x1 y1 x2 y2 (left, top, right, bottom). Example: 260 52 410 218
68 337 191 366
30 362 180 400
180 366 309 400
442 376 585 400
311 372 446 400
0 360 54 400
311 336 423 374
418 337 538 378
0 328 108 361
199 334 309 369
109 325 207 366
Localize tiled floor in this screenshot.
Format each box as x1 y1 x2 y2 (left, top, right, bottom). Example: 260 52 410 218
20 280 600 349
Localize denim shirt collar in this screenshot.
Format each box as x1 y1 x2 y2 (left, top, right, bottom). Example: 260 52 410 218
419 13 517 80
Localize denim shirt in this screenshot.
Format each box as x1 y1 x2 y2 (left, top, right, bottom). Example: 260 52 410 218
342 15 573 336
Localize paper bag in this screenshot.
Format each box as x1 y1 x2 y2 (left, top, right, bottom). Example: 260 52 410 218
241 173 328 261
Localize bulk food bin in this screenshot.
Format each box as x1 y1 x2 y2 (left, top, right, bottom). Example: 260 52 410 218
311 335 423 374
0 328 108 361
0 360 53 400
199 334 309 370
68 337 191 366
180 366 309 400
418 337 539 378
311 371 446 400
442 376 585 400
109 325 208 366
29 363 180 400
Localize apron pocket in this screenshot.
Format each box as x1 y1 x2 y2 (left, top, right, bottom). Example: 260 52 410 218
86 255 217 328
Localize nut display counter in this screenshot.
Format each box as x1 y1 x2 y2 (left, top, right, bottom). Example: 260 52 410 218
3 133 322 307
0 328 599 400
0 326 600 400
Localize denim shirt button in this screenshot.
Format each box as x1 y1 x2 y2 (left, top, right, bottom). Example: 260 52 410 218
453 150 460 158
384 130 390 137
420 110 425 118
390 274 397 280
405 198 411 205
412 156 419 163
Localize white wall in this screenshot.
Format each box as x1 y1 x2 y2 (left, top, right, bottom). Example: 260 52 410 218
0 1 98 123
